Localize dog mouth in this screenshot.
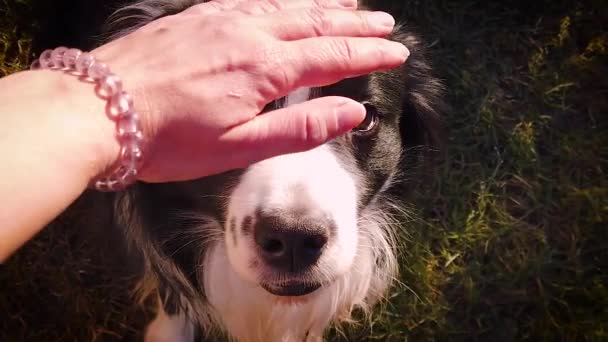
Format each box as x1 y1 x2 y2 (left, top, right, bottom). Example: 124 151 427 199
261 281 322 297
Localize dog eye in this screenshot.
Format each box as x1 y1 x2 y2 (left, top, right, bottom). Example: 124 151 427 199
352 102 379 135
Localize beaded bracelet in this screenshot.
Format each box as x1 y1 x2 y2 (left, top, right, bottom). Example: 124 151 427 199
30 47 144 192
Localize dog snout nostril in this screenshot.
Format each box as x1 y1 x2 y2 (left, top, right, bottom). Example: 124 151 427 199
261 237 284 255
302 234 328 254
254 213 331 273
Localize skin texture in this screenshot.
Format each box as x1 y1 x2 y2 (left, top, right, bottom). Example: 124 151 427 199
0 0 408 261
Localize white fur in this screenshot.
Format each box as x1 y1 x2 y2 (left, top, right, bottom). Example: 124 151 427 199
202 211 394 342
145 300 195 342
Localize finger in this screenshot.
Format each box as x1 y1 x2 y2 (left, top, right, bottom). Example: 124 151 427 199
259 8 395 40
259 37 409 100
233 0 357 15
221 96 365 165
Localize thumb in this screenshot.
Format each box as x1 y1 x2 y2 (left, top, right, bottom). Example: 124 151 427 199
222 96 365 164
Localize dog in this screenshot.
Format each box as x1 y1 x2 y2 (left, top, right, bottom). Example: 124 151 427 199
103 1 444 341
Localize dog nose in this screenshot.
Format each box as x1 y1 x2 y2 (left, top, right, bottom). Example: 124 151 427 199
254 214 330 273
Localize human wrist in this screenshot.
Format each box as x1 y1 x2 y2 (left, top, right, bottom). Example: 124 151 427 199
0 69 125 261
30 47 146 191
51 70 123 188
23 69 121 190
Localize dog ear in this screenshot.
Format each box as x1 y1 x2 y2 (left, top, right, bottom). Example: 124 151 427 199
394 25 445 157
388 25 446 192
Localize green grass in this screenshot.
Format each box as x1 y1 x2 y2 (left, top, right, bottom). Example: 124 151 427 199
2 0 607 341
0 0 36 76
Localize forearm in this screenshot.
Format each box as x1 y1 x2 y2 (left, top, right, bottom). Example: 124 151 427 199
0 70 117 262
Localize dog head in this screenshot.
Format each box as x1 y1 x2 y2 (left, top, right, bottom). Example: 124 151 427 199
222 29 443 297
109 0 443 332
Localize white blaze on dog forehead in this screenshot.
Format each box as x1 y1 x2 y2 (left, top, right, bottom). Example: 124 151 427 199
243 145 357 215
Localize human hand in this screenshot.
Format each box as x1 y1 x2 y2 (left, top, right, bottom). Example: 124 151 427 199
91 0 410 183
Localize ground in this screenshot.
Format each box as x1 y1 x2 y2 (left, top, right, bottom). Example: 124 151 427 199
1 0 606 341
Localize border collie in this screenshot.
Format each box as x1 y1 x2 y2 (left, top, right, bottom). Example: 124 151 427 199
103 1 443 341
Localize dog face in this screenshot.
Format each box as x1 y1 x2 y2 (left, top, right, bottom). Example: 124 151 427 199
223 44 444 294
109 1 443 336
226 85 397 297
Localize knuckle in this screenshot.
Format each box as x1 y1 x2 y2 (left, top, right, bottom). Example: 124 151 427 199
330 38 356 63
238 0 282 15
303 111 328 147
236 4 259 15
268 66 291 95
265 0 283 11
216 0 238 5
206 18 238 38
357 11 373 32
312 0 330 8
251 46 292 98
193 1 220 13
258 46 288 71
186 0 235 15
306 7 333 36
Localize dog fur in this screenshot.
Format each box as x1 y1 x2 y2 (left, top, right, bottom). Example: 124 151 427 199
102 1 444 341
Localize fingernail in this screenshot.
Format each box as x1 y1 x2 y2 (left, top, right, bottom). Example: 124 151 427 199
384 41 410 62
337 0 357 8
336 100 366 131
369 11 395 29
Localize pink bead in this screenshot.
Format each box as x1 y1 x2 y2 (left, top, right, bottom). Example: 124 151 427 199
75 52 95 74
30 60 42 70
117 114 142 139
50 47 68 68
109 91 133 116
98 74 123 98
87 62 110 80
38 49 54 69
30 45 143 193
62 48 82 69
120 143 144 168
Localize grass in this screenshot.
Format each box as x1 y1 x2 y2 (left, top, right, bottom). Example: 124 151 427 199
0 0 35 76
1 0 607 341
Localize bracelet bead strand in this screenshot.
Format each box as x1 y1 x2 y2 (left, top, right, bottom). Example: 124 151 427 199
31 47 144 192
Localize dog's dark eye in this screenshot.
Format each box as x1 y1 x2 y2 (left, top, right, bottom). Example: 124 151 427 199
352 102 379 135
